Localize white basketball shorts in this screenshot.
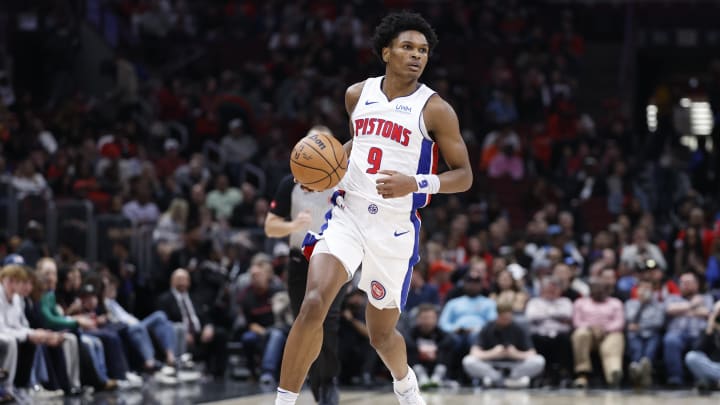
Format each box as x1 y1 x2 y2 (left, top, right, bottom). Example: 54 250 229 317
307 192 421 312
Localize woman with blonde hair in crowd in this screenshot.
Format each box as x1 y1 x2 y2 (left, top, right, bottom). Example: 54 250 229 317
153 198 189 262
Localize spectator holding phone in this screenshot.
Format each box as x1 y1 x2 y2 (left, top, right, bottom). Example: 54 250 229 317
462 302 545 388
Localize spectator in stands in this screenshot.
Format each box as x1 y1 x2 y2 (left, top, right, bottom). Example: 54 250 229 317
154 138 185 179
571 278 625 388
674 227 706 279
404 269 440 313
446 259 491 302
0 265 50 389
186 183 207 229
685 301 720 390
77 283 143 389
427 260 455 303
405 304 456 389
620 227 668 274
439 272 497 355
664 272 714 387
153 198 189 261
238 257 287 386
489 268 529 315
156 269 228 379
488 137 524 180
338 289 377 387
462 302 545 388
0 332 16 401
525 276 574 386
599 268 623 301
102 275 182 381
630 258 679 302
220 119 258 185
55 266 82 314
480 123 521 172
37 259 116 391
10 158 51 200
206 174 242 221
708 237 720 292
174 154 211 196
16 268 80 395
122 180 160 225
553 262 585 301
589 248 617 277
33 258 82 395
16 221 47 268
625 279 664 389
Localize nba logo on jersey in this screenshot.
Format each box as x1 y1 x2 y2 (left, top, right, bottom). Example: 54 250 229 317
368 204 378 214
370 281 386 300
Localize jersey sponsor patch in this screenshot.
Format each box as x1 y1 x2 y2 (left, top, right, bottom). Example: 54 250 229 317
370 280 386 300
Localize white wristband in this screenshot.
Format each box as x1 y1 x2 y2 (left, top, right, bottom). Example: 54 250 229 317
413 174 440 194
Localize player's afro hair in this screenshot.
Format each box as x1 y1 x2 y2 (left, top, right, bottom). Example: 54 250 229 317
372 12 438 61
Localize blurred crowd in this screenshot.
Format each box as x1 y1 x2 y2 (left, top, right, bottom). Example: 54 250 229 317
0 0 720 400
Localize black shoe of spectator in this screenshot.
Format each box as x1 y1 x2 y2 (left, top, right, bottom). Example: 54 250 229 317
696 380 711 395
608 370 622 389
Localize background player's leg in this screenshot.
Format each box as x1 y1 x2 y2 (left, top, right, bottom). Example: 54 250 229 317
286 250 309 318
278 253 348 393
309 287 344 401
364 304 408 379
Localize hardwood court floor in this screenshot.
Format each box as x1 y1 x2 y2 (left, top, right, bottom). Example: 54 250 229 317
205 388 720 405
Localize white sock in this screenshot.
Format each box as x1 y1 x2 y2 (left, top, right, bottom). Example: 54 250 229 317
275 387 298 405
393 366 417 394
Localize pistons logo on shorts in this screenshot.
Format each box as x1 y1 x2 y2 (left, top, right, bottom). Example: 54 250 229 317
370 280 386 300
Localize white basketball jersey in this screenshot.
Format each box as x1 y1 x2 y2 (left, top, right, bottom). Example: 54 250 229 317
340 76 438 213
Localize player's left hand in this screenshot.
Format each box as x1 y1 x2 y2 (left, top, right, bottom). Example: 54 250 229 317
375 170 417 199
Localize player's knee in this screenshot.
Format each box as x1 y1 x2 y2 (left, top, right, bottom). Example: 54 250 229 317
297 291 327 326
368 329 396 352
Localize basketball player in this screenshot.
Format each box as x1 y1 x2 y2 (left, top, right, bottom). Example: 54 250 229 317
275 12 472 405
265 125 344 405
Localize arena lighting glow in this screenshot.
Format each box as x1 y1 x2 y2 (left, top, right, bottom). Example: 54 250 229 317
646 104 658 132
680 135 698 151
690 101 713 135
680 98 691 108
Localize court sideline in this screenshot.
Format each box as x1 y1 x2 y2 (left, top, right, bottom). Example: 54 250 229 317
203 388 720 404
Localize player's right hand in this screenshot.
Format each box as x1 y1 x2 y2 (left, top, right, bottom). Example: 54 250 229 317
294 210 312 229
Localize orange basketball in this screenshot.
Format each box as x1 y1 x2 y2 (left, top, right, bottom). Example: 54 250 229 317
290 132 348 191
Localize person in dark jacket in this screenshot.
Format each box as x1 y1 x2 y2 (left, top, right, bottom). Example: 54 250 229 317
404 304 455 389
156 268 228 378
685 301 720 390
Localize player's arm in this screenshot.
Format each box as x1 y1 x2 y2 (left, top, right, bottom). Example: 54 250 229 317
264 176 311 238
423 95 473 193
343 81 365 158
264 212 311 238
